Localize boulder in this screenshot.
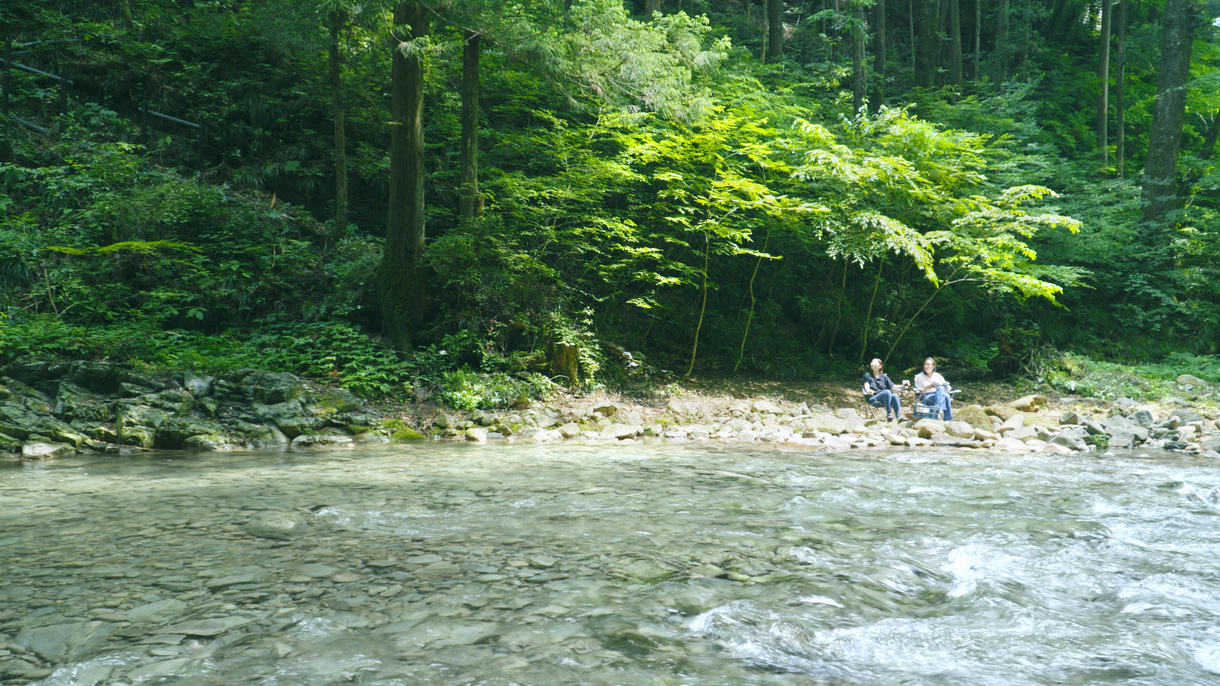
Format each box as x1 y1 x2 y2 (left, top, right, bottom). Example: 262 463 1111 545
183 434 238 451
1008 395 1048 412
157 417 228 447
465 428 488 442
244 511 307 540
1059 411 1079 425
1082 418 1106 435
244 371 305 404
986 404 1022 421
998 413 1025 435
834 408 863 421
1171 408 1204 425
601 424 640 440
1109 432 1135 449
1200 436 1220 453
1177 374 1207 386
183 373 214 397
753 400 782 414
1050 427 1089 452
1128 410 1156 428
290 434 354 449
558 422 582 438
944 421 976 439
21 442 75 459
592 403 620 418
666 400 700 417
803 413 847 435
433 413 456 429
914 419 946 439
994 436 1031 452
954 404 991 429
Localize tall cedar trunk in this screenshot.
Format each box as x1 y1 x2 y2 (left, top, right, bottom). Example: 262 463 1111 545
853 0 867 112
872 0 886 111
914 0 939 86
1096 0 1112 163
909 0 917 69
949 0 962 83
995 0 1009 79
765 0 784 63
459 30 481 220
1141 0 1199 222
120 0 134 28
973 0 982 79
330 10 349 240
1115 0 1128 175
645 0 661 17
379 1 429 350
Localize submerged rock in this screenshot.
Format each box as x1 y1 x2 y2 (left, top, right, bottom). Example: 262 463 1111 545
243 511 308 540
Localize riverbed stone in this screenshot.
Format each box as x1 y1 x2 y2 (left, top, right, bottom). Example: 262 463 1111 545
465 428 488 442
1177 374 1207 386
914 419 946 439
15 621 116 663
558 423 581 438
243 511 307 540
752 400 781 414
1200 436 1220 453
163 616 252 637
1171 409 1204 425
126 599 188 624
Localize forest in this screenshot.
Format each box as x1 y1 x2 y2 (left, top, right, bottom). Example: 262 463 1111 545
0 0 1218 407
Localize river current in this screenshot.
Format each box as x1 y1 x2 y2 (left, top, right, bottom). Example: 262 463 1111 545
3 442 1220 685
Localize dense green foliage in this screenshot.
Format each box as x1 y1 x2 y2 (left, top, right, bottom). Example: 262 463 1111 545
1 0 1217 401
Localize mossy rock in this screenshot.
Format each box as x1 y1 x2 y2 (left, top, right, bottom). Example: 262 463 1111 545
390 428 427 442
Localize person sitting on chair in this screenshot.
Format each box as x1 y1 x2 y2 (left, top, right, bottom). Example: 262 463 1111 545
914 357 953 421
862 358 908 421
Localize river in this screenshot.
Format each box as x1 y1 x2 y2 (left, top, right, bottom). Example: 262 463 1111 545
3 442 1220 685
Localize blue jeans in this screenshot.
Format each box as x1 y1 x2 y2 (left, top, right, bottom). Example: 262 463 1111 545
868 390 901 418
920 387 953 421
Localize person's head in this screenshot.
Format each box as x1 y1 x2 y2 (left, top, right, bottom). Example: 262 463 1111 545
923 357 936 373
870 358 883 374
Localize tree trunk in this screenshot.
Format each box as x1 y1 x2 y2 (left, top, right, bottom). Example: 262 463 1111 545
914 0 939 87
853 0 867 112
995 0 1009 79
973 0 981 79
459 30 481 220
872 0 887 111
948 0 962 84
645 0 661 17
330 10 349 240
1141 0 1199 223
1096 0 1112 164
765 0 784 63
909 0 917 69
120 0 134 28
1115 0 1128 175
1201 113 1220 161
378 1 429 350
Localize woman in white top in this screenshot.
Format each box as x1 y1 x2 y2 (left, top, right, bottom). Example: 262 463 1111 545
913 357 953 420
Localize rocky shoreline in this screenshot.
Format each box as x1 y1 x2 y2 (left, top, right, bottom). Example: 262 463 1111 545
2 359 1218 459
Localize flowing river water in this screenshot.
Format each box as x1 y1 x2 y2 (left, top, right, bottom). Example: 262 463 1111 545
4 442 1220 685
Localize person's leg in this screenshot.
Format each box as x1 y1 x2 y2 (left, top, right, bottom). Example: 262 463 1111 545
891 393 902 419
874 390 895 418
933 387 952 420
